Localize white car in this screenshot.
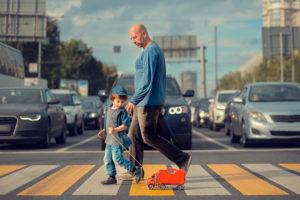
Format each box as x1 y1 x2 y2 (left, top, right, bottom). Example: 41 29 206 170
51 89 84 135
230 82 300 147
209 90 238 131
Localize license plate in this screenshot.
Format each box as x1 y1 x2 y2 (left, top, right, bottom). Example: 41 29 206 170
0 125 11 132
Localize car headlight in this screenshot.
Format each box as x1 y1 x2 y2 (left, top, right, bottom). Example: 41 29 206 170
20 114 41 121
88 112 97 118
248 112 267 123
168 106 188 115
199 110 205 118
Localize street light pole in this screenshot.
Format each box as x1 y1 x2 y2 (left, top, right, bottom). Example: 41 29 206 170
279 32 284 82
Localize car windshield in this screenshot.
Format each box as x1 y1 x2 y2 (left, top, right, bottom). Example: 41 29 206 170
218 93 235 103
54 94 74 106
249 84 300 102
115 76 181 96
0 89 43 104
82 100 96 109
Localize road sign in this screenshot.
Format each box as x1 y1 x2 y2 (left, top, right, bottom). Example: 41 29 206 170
0 0 47 42
153 35 198 58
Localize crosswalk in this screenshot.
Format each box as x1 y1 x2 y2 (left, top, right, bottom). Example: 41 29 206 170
0 163 299 197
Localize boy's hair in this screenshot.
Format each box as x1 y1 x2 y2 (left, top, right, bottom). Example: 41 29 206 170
110 94 128 101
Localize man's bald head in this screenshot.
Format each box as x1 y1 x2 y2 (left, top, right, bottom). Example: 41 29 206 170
129 24 151 48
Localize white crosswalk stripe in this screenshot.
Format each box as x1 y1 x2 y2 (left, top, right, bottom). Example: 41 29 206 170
73 165 126 195
243 164 300 194
0 165 58 195
0 163 300 196
175 165 231 195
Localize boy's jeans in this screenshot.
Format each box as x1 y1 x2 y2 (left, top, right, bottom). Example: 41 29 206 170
104 145 134 177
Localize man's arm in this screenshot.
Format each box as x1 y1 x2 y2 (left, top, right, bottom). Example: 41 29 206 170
130 50 157 105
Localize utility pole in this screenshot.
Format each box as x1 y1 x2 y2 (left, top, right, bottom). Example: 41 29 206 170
214 26 218 92
289 0 295 82
37 40 42 84
200 46 207 97
279 32 284 82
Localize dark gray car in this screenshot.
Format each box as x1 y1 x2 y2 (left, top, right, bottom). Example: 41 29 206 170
0 87 67 148
99 74 194 150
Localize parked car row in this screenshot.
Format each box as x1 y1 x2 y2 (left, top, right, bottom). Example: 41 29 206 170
193 82 300 147
0 87 103 148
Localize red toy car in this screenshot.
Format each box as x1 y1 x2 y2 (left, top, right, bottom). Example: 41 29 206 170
146 168 186 190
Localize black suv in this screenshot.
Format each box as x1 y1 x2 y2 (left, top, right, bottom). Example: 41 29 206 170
98 74 194 150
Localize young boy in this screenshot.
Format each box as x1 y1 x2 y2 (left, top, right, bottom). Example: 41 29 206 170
97 86 136 185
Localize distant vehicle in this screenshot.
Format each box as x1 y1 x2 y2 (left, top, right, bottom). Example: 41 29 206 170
223 91 240 135
0 42 25 79
0 87 66 148
209 90 238 131
146 168 185 190
51 89 84 135
193 97 210 128
230 82 300 147
80 96 102 129
98 74 194 150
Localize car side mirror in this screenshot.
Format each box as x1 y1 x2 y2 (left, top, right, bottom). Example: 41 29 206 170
183 90 194 97
98 89 109 103
233 97 243 104
48 98 60 105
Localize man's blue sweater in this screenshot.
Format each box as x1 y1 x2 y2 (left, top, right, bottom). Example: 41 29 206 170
130 42 166 107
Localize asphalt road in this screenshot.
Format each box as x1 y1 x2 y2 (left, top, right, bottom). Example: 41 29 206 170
0 126 300 200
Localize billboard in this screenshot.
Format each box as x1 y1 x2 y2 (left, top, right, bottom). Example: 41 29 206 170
153 35 198 58
60 79 89 96
0 0 47 42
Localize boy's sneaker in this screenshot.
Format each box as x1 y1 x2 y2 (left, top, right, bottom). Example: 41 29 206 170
101 176 117 185
134 166 144 184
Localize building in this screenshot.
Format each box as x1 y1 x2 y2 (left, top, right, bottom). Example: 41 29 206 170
262 0 300 57
180 71 197 96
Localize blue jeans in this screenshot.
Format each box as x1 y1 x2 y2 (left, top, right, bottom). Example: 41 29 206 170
104 145 135 177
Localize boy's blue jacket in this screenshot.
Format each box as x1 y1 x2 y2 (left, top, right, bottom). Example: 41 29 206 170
104 105 132 149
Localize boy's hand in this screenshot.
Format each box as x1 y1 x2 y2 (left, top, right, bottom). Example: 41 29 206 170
108 127 117 135
97 129 105 139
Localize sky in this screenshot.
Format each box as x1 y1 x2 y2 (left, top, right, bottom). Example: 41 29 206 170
47 0 262 95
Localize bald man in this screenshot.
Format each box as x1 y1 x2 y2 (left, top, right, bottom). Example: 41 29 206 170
125 24 191 183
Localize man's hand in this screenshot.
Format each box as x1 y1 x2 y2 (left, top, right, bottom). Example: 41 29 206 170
125 102 135 116
108 127 117 135
97 129 105 139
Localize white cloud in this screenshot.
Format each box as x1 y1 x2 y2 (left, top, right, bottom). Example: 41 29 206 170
47 0 82 19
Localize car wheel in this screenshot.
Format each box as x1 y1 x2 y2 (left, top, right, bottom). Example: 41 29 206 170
240 122 251 147
148 184 154 190
101 139 106 150
213 122 220 132
224 120 230 136
55 122 67 144
41 121 51 148
230 123 240 143
69 119 78 136
78 121 84 135
209 121 213 130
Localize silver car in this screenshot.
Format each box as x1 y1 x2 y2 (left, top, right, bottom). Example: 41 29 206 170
230 82 300 147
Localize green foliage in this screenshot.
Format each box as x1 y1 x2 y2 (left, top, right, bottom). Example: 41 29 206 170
219 56 300 91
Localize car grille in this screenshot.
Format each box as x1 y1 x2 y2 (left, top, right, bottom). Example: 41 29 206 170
270 131 300 136
0 117 17 136
271 115 300 123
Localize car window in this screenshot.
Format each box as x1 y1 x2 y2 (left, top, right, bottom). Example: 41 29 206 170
217 93 235 103
0 89 43 104
54 94 74 106
249 84 300 102
166 78 181 96
82 100 96 109
45 90 55 103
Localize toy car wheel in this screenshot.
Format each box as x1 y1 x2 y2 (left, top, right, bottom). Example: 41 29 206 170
177 185 184 190
159 185 166 190
148 184 154 190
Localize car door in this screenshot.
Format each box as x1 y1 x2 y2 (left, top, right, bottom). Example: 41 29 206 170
45 90 61 134
236 87 248 136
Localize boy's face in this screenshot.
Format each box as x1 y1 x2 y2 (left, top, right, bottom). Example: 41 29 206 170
112 97 126 109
